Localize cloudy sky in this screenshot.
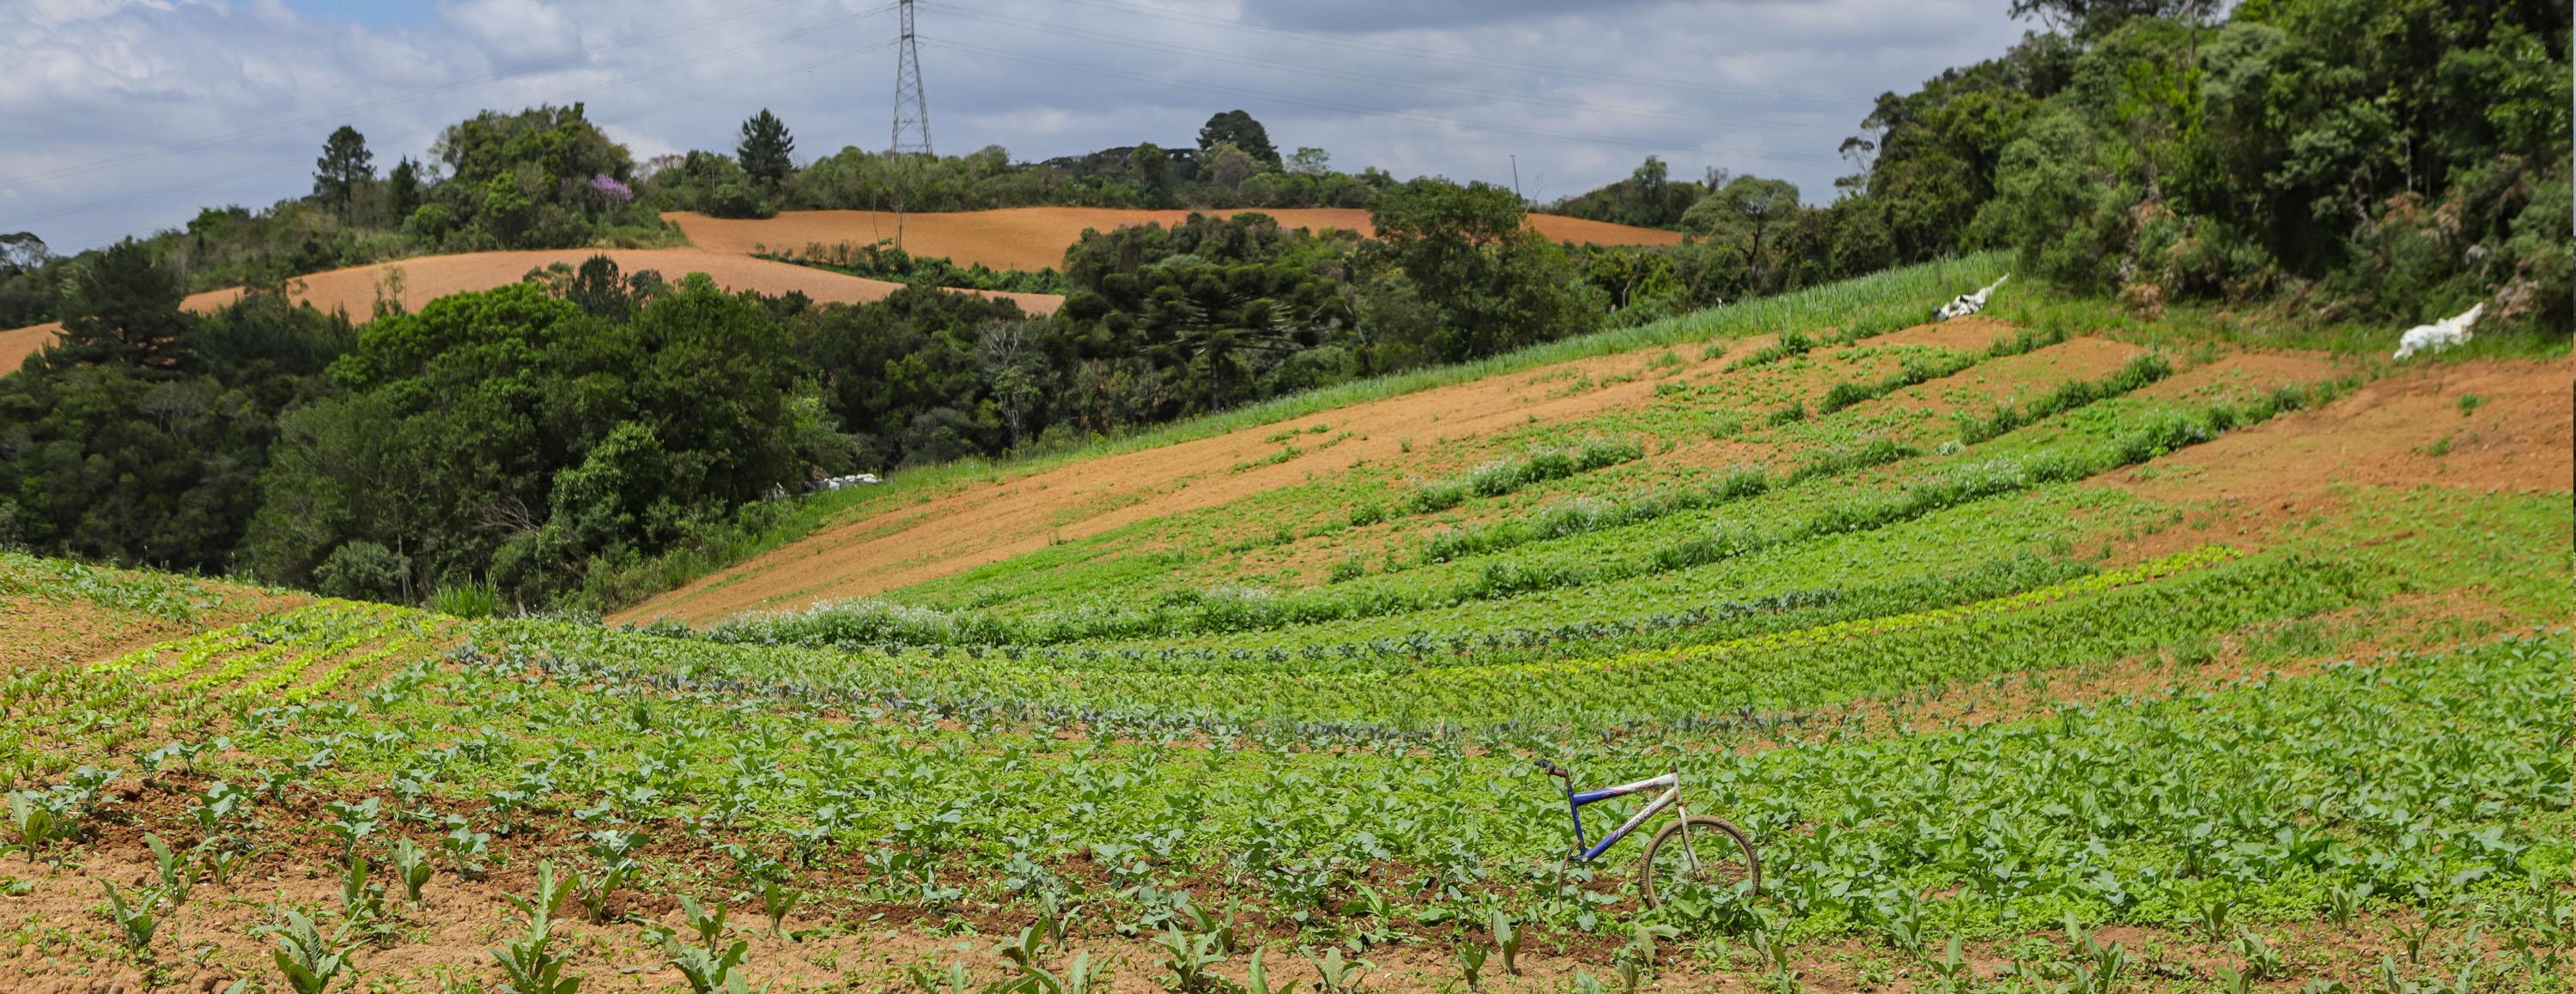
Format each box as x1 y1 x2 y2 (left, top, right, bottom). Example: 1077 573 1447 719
1 0 2035 252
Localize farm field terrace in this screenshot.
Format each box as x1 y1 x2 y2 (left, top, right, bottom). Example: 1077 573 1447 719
1 276 2568 993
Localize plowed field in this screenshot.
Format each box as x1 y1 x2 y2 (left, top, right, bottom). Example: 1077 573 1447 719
666 207 1687 271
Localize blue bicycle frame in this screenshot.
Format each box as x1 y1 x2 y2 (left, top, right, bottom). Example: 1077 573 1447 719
1558 770 1687 863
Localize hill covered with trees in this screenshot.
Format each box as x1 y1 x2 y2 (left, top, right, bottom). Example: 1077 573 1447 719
1547 0 2570 330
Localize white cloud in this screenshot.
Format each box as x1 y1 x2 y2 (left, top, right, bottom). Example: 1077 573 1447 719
437 0 584 69
0 0 2032 251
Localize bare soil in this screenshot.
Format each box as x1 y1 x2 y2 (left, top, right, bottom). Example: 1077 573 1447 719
667 208 1686 273
2092 355 2573 559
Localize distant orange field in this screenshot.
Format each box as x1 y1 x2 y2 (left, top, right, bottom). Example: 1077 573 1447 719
669 207 1687 273
0 247 1061 375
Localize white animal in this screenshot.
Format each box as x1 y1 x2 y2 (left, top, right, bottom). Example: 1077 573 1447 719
807 472 884 493
1935 276 2010 322
2393 302 2484 360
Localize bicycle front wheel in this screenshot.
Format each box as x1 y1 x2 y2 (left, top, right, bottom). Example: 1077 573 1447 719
1638 815 1759 908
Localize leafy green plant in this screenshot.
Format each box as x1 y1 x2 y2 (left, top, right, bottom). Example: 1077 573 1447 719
492 862 581 994
321 797 380 866
264 908 358 994
653 929 764 994
390 837 436 903
759 878 800 937
1488 908 1522 975
1303 946 1370 994
4 791 58 861
338 855 389 922
1151 924 1228 991
577 829 643 924
143 833 197 907
98 880 162 953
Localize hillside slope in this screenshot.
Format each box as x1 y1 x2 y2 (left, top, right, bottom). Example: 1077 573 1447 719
621 293 2570 626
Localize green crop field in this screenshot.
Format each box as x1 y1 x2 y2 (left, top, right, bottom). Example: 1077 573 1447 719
3 270 2567 993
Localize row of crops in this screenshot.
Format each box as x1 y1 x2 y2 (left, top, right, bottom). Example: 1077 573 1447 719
7 308 2567 991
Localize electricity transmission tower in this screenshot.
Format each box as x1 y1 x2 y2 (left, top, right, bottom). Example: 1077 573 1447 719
890 0 932 157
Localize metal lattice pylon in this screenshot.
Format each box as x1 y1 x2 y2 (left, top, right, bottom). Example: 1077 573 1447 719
890 0 932 156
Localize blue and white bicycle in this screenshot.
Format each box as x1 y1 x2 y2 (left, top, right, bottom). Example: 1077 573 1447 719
1533 758 1760 907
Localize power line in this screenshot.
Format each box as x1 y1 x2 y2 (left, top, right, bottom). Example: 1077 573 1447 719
930 0 1843 136
1 1 895 194
918 36 1840 166
945 0 1859 109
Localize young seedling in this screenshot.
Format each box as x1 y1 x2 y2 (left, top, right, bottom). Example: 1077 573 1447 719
1303 946 1370 994
187 781 251 850
577 852 638 924
1615 922 1680 992
5 791 57 862
321 798 381 870
340 855 388 922
1243 948 1284 994
440 815 491 876
678 894 730 952
1455 942 1488 991
652 928 762 994
143 833 197 908
1487 908 1522 975
390 837 436 903
98 880 162 954
492 862 581 994
759 878 800 938
264 907 358 994
1152 925 1226 992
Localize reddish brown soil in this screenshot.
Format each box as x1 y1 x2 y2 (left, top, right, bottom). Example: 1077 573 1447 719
2119 357 2567 496
668 208 1686 273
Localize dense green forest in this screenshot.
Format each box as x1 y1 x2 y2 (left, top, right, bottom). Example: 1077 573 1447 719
1555 0 2572 329
0 0 2564 615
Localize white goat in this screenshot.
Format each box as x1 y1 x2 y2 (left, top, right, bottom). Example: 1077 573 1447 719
2393 302 2484 360
1935 276 2010 322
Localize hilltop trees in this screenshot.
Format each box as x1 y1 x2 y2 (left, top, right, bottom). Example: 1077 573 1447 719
429 104 661 249
1198 110 1281 169
312 125 375 220
738 109 796 188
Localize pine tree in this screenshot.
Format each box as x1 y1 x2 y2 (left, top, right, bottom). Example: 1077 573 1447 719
313 125 375 218
737 110 796 188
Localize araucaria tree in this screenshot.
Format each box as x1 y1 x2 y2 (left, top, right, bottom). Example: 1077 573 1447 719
1197 110 1280 170
738 110 796 188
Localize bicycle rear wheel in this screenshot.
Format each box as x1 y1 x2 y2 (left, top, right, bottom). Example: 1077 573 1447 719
1638 815 1759 908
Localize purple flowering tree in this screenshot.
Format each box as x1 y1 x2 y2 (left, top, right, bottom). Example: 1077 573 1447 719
588 173 635 205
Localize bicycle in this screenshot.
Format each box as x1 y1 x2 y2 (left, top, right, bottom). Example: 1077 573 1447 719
1532 758 1759 907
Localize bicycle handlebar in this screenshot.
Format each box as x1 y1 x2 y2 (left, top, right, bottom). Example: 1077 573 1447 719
1533 758 1570 779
